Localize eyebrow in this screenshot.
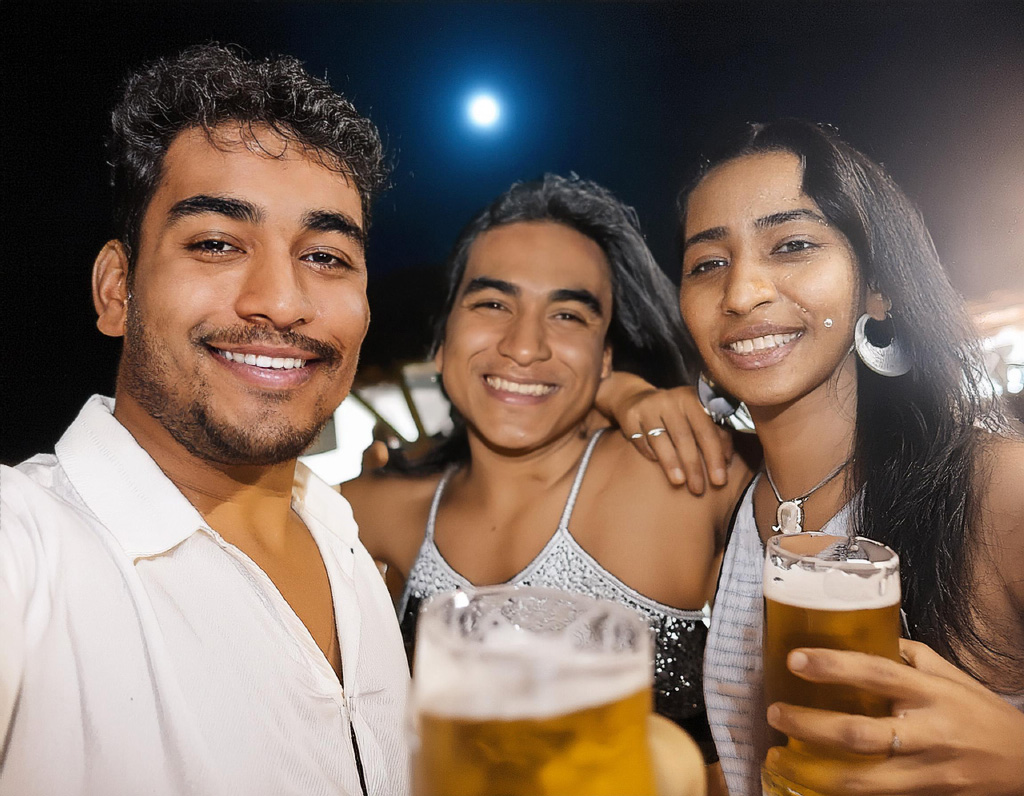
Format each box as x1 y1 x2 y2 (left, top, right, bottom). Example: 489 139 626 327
166 195 366 251
462 277 604 317
462 276 518 298
302 209 367 251
682 208 828 251
550 288 604 317
167 195 261 225
754 208 827 229
682 226 726 252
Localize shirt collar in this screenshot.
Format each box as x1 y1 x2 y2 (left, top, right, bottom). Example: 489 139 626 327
292 457 359 577
56 395 359 562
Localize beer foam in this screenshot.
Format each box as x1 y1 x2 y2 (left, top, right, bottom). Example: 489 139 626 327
412 627 651 720
763 556 900 611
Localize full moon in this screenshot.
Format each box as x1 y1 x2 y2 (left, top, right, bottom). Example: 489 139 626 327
468 93 500 127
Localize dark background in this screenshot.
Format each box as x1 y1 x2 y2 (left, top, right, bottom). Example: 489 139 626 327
3 1 1023 464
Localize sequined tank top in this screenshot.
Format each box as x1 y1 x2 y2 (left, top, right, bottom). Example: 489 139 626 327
397 428 718 761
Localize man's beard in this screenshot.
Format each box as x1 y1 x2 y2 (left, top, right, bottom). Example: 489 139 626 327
119 302 343 466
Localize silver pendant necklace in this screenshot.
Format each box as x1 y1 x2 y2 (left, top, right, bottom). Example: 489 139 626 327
764 457 851 534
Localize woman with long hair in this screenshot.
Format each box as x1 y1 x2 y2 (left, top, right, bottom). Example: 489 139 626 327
341 173 749 794
602 119 1024 795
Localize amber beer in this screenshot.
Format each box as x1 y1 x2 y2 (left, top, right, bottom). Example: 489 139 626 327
410 586 657 796
762 533 901 796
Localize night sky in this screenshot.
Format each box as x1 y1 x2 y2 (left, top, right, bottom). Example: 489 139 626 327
3 1 1023 463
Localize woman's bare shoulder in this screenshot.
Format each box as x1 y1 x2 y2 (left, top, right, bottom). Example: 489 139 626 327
338 469 444 564
975 432 1024 611
599 428 753 539
339 467 441 501
589 428 749 565
977 432 1024 521
580 431 750 607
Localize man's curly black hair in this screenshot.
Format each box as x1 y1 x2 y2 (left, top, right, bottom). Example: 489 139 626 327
108 43 389 270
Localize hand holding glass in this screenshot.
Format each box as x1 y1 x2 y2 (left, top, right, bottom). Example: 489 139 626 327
761 533 902 796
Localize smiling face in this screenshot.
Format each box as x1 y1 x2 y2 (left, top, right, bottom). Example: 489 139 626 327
435 221 613 456
95 125 370 466
678 151 864 412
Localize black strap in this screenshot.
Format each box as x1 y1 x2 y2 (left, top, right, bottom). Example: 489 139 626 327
714 475 756 599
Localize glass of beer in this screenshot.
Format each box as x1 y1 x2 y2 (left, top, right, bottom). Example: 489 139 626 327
761 533 902 796
409 585 657 796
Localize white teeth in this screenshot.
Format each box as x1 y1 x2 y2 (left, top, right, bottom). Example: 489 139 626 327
486 376 556 396
215 349 307 369
728 332 799 354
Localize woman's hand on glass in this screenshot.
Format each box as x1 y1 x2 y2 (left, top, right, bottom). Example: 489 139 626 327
763 639 1024 795
595 372 733 495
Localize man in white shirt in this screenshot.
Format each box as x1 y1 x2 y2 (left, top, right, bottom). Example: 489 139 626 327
0 44 409 796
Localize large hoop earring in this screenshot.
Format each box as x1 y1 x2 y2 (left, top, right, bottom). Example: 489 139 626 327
855 312 911 377
698 374 755 433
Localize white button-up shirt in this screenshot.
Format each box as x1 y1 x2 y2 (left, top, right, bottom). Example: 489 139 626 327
0 396 410 796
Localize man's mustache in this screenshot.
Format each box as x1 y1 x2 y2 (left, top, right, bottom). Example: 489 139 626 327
194 326 343 366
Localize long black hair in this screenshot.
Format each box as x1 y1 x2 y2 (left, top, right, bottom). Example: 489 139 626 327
678 119 1015 682
398 173 697 473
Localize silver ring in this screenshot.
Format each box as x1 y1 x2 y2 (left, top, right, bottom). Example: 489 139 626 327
888 727 902 757
646 427 667 437
629 432 645 440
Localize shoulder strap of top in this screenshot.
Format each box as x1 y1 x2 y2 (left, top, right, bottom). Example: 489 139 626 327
713 471 759 597
557 428 607 531
424 465 457 542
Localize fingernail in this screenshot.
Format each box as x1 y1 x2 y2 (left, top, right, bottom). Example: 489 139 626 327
670 468 684 484
712 467 726 484
766 704 780 726
789 650 809 671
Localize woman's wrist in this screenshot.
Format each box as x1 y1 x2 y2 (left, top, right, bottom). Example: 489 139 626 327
596 371 656 419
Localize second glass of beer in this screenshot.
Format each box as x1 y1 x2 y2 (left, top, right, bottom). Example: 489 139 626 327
410 585 657 796
762 533 902 796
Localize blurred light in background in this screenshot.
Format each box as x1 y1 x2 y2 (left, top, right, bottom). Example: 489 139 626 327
968 291 1024 423
467 93 500 128
301 361 453 484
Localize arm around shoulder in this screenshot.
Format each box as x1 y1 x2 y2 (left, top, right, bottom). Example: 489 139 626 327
596 371 737 495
